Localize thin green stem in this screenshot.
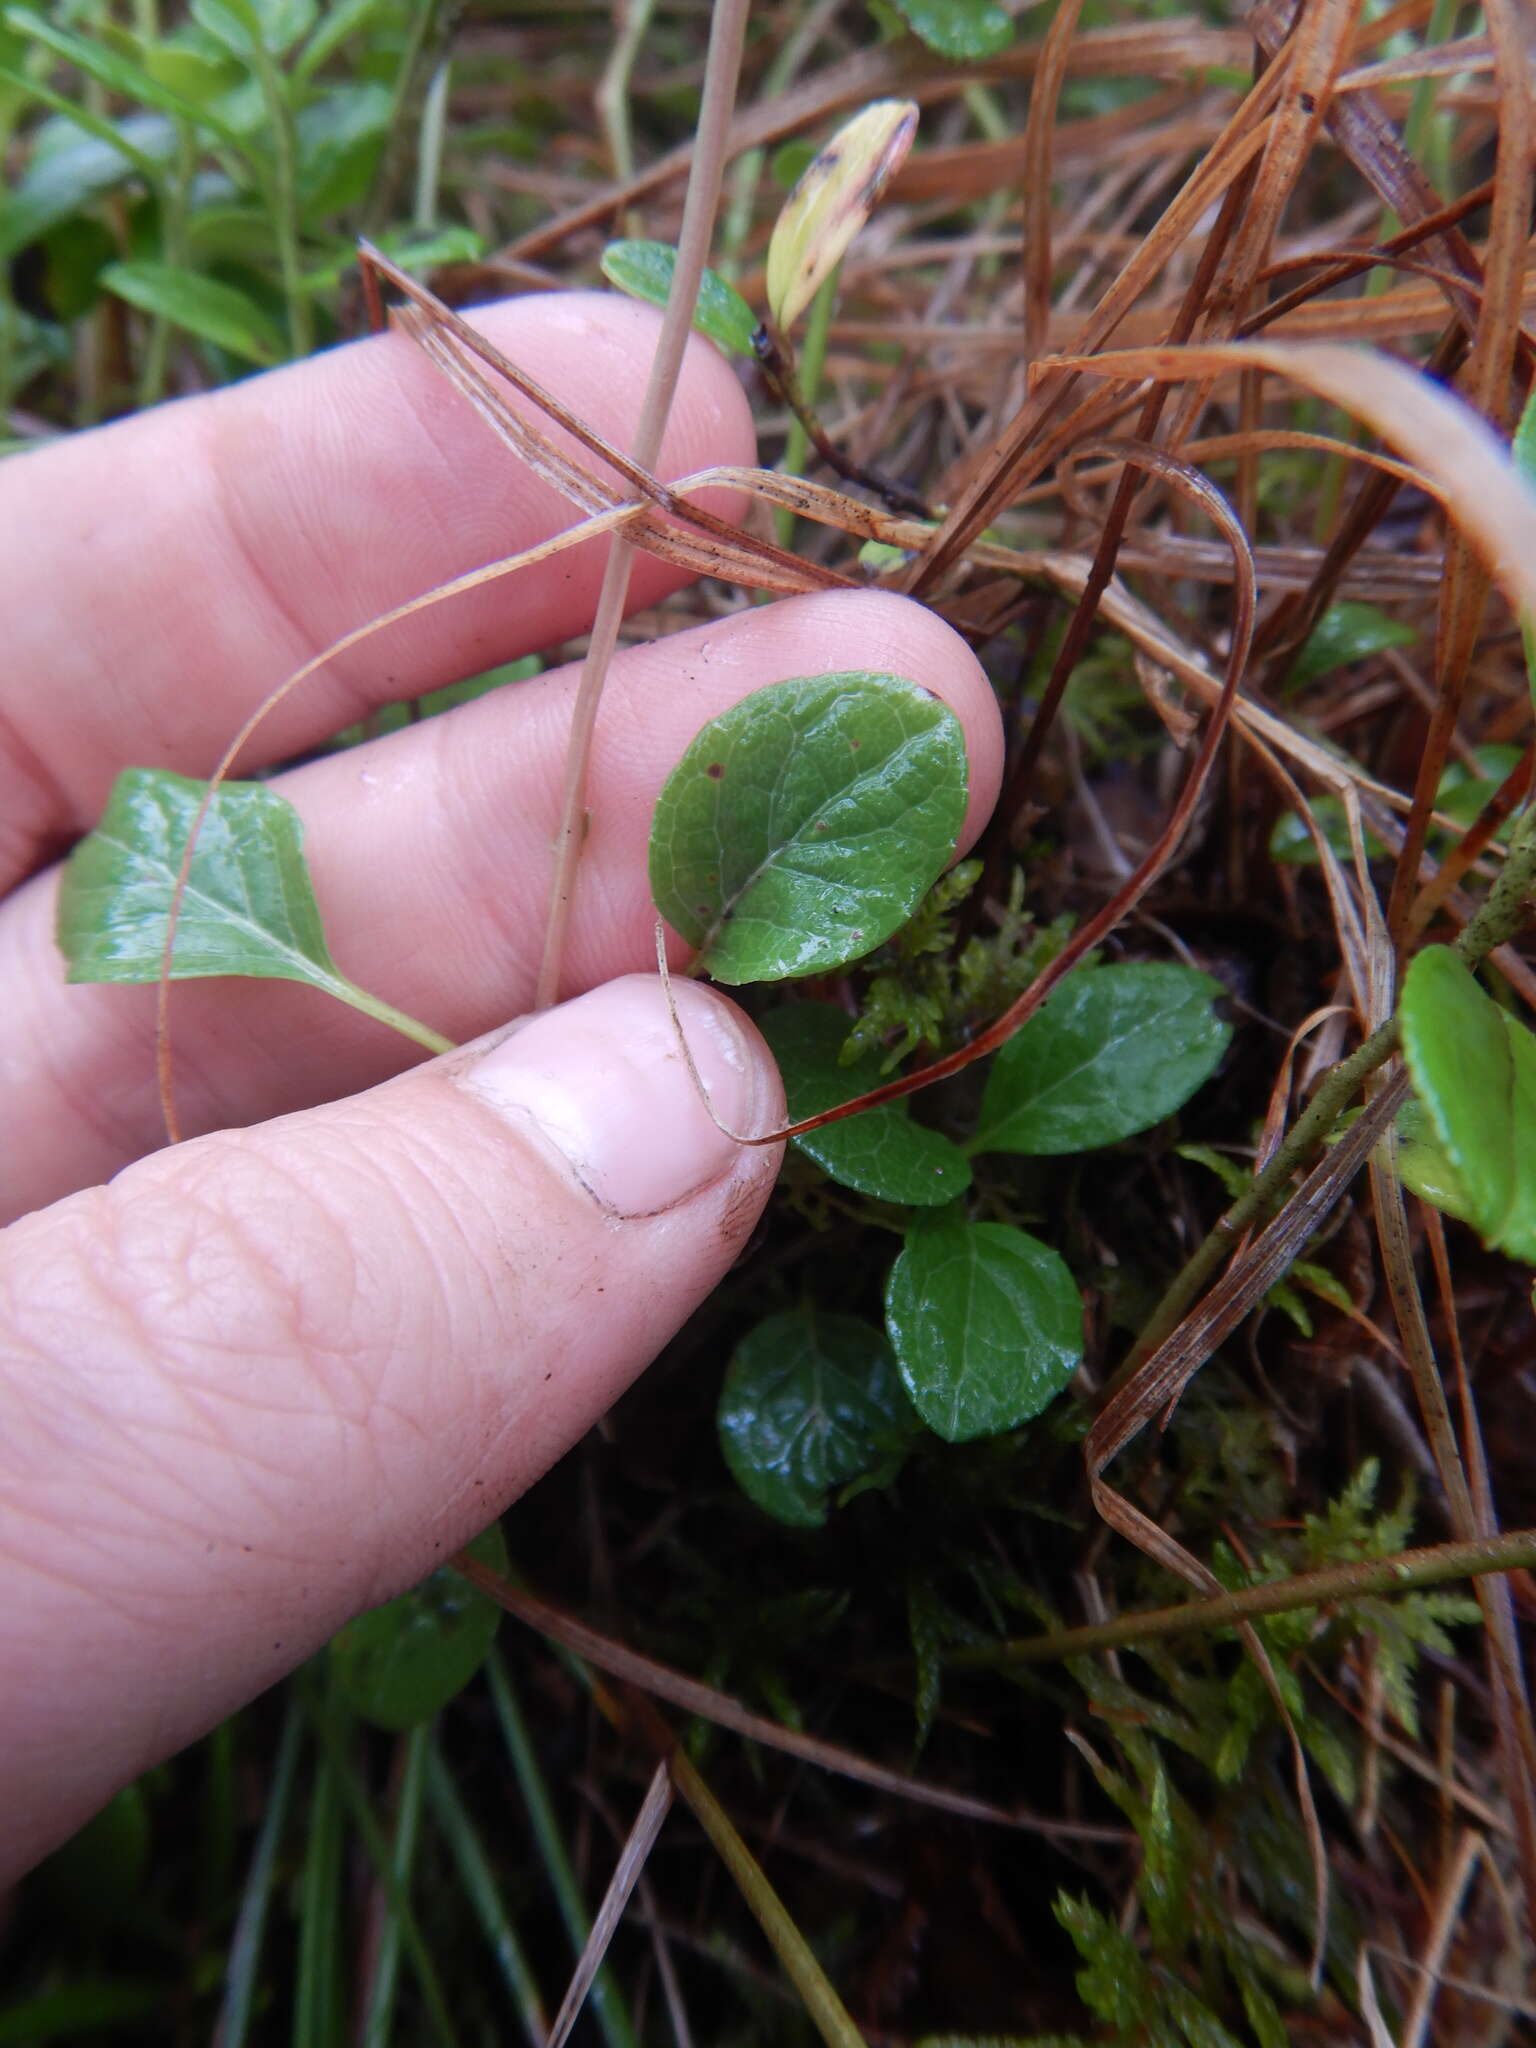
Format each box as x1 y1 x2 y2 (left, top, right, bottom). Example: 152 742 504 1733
944 1527 1536 1669
337 979 456 1056
360 1726 432 2048
1112 1014 1400 1392
1114 817 1536 1395
215 1701 303 2048
669 1747 866 2048
413 57 451 231
246 40 312 359
425 1741 548 2047
486 1650 640 2048
774 264 837 550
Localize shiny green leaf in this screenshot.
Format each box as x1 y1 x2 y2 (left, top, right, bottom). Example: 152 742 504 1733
887 0 1015 60
973 963 1230 1156
718 1309 917 1526
59 769 342 988
1288 601 1416 689
329 1523 508 1731
649 672 968 984
885 1210 1082 1441
101 259 284 364
600 238 758 357
1399 945 1536 1262
761 1001 970 1205
57 771 450 1053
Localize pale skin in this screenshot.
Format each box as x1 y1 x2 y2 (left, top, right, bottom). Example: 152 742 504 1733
0 292 1003 1881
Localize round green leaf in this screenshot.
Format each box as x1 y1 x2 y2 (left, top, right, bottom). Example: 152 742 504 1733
649 672 969 984
1399 945 1536 1263
888 0 1015 61
100 259 284 364
1288 601 1416 689
719 1310 917 1527
973 963 1231 1156
330 1522 508 1731
600 238 758 358
761 1002 971 1206
885 1211 1082 1442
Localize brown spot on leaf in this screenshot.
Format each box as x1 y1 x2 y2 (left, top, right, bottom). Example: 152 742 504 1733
706 762 725 779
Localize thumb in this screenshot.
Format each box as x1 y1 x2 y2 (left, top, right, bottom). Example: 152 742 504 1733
0 975 783 1879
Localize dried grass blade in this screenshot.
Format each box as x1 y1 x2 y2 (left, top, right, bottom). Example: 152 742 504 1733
545 1763 673 2048
1021 0 1086 367
1051 339 1536 621
451 1556 1127 1844
536 0 751 1009
906 92 1280 594
500 21 1257 264
1386 0 1536 937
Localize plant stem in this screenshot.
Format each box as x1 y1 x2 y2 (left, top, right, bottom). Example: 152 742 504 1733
413 57 451 231
668 1747 867 2048
486 1651 639 2048
338 980 455 1056
534 0 751 1010
775 266 837 548
1115 817 1536 1393
946 1526 1536 1669
247 40 312 359
1112 1013 1401 1390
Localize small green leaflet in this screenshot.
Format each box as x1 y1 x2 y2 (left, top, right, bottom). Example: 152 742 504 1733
885 0 1015 60
57 769 449 1052
101 260 284 365
1398 945 1536 1264
885 1208 1082 1442
330 1522 508 1731
972 962 1230 1156
649 672 969 985
718 1309 917 1526
760 1001 970 1206
1287 601 1416 690
599 239 758 358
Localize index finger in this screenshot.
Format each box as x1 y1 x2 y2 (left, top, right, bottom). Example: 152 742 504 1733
0 291 755 890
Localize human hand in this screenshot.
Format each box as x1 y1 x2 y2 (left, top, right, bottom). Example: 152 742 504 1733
0 292 1002 1879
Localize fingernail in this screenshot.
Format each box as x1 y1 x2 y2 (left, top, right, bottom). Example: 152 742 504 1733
459 975 775 1216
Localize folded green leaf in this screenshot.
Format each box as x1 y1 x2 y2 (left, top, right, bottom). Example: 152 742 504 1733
974 963 1230 1156
885 1209 1082 1442
600 238 758 358
761 1001 970 1206
718 1309 917 1526
101 259 285 364
1398 945 1536 1263
649 671 968 985
330 1522 508 1731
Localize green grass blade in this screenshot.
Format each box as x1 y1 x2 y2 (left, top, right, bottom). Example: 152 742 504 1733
486 1649 641 2048
214 1701 304 2048
424 1739 548 2046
